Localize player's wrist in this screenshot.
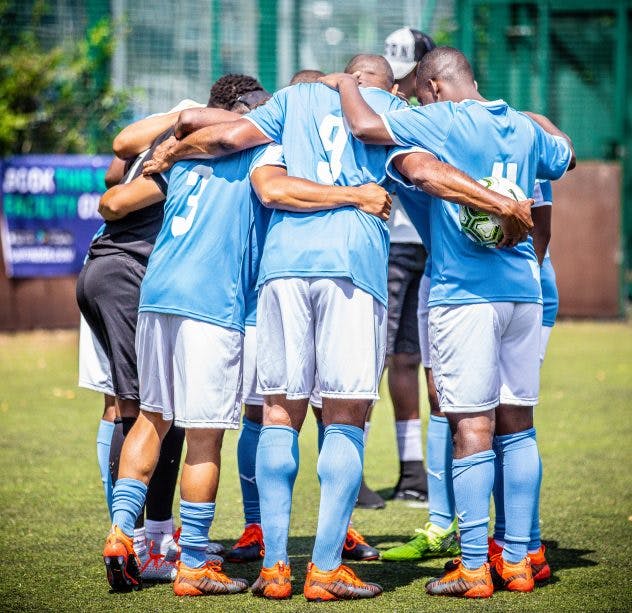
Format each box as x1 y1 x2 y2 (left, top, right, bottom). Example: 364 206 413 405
336 186 360 207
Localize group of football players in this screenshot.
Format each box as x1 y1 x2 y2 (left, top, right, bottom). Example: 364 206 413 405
76 26 573 601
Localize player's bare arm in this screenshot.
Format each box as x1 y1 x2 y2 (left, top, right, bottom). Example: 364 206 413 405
394 151 534 248
319 73 394 145
112 111 180 159
251 165 391 220
142 119 271 175
98 175 165 221
523 111 576 170
531 204 551 265
104 156 127 188
174 108 240 139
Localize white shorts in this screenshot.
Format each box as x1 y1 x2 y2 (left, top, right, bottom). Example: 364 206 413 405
417 274 431 369
309 384 323 409
540 325 553 365
242 325 263 406
245 324 324 407
78 316 114 396
429 302 542 413
256 277 387 400
136 312 243 429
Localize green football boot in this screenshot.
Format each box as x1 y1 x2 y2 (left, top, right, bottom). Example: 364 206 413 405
381 519 460 561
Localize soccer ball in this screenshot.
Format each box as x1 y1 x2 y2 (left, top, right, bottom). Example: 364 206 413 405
459 176 527 247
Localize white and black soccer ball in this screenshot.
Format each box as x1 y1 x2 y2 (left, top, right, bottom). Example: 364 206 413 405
459 176 527 247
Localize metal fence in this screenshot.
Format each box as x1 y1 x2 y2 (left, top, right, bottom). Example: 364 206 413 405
5 0 631 308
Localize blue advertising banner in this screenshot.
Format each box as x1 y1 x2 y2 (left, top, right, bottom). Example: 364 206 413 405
0 155 111 277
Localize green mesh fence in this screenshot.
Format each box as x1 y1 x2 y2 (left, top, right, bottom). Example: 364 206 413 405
4 0 630 298
459 0 631 303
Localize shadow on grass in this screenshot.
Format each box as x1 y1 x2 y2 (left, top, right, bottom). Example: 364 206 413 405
539 540 597 585
216 535 450 596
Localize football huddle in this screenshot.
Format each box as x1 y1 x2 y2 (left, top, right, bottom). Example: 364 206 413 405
76 27 574 601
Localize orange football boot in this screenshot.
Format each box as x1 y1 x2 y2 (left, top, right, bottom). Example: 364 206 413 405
425 558 494 598
303 562 382 601
342 527 379 561
489 538 550 584
528 545 551 583
226 523 264 563
488 537 503 561
173 560 248 596
491 555 534 592
103 525 142 592
251 561 292 599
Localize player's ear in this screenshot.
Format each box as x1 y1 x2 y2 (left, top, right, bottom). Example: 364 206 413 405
430 79 440 102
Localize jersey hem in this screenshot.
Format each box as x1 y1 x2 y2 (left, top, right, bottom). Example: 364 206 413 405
439 400 498 413
428 296 543 308
138 305 246 333
257 271 387 307
77 380 114 396
174 419 240 430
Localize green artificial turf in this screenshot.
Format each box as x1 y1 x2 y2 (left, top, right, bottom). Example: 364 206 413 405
1 322 631 611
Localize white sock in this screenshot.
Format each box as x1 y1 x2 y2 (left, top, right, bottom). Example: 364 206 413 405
145 517 175 554
363 421 371 446
133 527 147 556
396 419 424 462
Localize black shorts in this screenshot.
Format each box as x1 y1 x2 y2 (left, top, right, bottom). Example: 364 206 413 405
386 242 427 356
76 253 146 400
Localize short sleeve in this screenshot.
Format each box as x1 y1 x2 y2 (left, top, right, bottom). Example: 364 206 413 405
380 102 456 153
242 87 290 144
249 144 286 174
385 145 436 189
152 172 168 195
531 180 553 208
531 121 572 181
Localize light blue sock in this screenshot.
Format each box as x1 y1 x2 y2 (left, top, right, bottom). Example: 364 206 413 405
316 419 325 452
427 415 455 529
97 419 115 519
452 449 495 570
495 428 540 563
492 436 505 542
529 453 543 552
111 478 147 537
312 424 364 571
237 417 262 525
180 500 215 568
256 425 299 567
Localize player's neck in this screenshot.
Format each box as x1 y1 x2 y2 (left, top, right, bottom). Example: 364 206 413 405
456 86 485 103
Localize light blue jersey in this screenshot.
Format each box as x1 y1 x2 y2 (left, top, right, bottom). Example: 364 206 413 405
383 99 572 307
244 83 406 306
395 183 432 277
139 145 283 332
534 180 558 327
244 204 273 327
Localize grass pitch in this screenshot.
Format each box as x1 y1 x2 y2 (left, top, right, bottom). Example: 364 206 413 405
1 322 631 612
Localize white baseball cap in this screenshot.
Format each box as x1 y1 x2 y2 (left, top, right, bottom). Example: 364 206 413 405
168 99 206 113
383 28 436 80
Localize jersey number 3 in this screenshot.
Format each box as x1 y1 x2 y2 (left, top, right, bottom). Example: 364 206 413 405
317 115 348 185
171 165 213 237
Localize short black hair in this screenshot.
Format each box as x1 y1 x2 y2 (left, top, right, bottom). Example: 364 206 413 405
344 54 394 88
208 74 264 110
416 47 475 86
289 69 325 85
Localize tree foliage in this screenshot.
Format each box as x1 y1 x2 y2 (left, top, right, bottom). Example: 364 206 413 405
0 8 130 155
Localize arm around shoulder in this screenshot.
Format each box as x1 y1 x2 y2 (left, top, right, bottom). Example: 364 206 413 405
99 175 165 221
113 111 179 159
